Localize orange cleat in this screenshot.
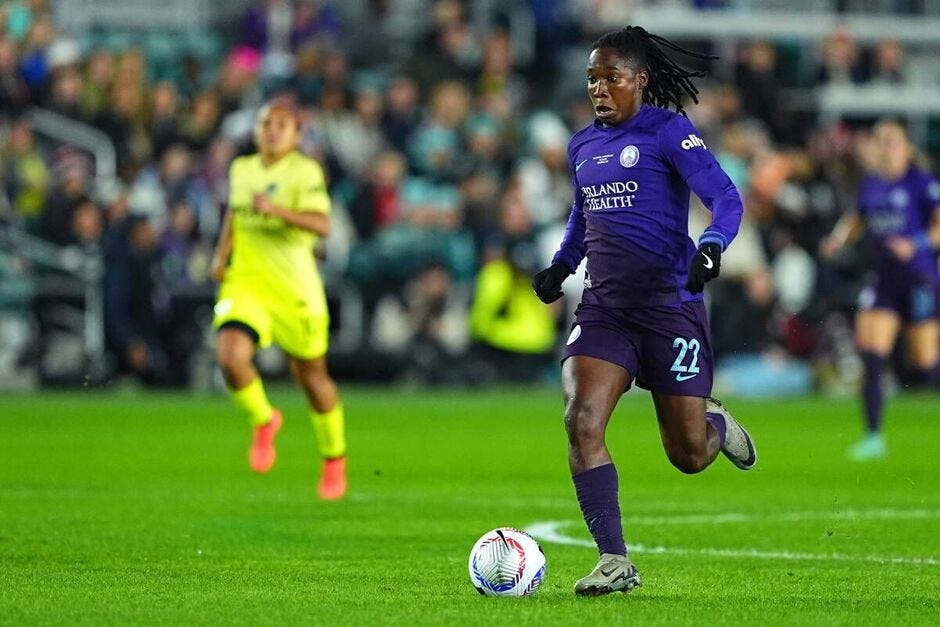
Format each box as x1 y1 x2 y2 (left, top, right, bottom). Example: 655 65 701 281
249 409 283 473
318 457 347 500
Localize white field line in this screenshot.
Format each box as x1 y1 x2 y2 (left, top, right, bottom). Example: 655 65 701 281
525 520 940 567
619 508 940 526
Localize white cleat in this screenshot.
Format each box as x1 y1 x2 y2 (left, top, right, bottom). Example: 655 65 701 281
707 397 757 470
573 553 642 596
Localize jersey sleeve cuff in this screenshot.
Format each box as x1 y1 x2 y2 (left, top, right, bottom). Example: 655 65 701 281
698 231 728 251
551 253 577 274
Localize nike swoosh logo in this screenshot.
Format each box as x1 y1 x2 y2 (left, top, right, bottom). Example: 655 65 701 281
576 160 588 171
676 372 698 382
600 567 618 577
702 253 714 269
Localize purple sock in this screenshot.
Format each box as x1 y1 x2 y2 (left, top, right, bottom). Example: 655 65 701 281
705 411 727 445
861 352 885 434
572 463 626 556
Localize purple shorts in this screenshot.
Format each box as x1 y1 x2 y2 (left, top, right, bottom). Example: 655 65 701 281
858 274 938 323
562 301 713 397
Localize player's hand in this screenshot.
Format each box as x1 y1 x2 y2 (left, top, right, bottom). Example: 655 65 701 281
253 193 276 215
532 261 571 304
685 243 722 293
886 236 916 262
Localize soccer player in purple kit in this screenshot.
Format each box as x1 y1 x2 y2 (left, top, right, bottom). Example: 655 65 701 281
531 26 757 596
822 120 940 461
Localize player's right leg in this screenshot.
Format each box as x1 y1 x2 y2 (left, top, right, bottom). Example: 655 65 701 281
562 355 641 596
290 355 347 501
216 323 281 473
852 307 901 461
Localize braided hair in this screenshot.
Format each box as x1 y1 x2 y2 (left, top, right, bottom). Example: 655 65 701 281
592 26 716 116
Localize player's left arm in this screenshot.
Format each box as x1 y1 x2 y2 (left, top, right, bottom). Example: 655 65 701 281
660 115 744 292
253 159 332 236
253 194 331 236
922 176 940 249
660 115 743 250
889 176 940 261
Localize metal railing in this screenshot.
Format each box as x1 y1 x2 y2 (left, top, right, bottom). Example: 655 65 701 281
0 219 106 382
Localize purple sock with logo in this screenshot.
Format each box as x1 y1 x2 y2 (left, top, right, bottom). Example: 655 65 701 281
572 463 627 556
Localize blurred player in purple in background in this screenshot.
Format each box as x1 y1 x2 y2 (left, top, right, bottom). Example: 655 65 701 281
822 120 940 461
531 26 757 596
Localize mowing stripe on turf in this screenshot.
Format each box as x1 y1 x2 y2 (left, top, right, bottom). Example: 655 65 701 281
526 520 940 566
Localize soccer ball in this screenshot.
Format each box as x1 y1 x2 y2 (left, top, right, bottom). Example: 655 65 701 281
468 527 546 596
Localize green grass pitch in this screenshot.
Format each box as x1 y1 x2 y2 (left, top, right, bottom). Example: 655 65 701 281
1 387 939 625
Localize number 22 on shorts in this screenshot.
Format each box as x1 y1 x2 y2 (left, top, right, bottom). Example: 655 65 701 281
671 337 700 382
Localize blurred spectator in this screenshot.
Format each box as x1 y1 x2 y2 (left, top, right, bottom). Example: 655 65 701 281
180 90 221 152
216 48 262 116
149 82 181 159
516 111 572 228
18 12 54 91
0 35 29 114
478 30 525 111
44 65 83 121
79 49 114 118
816 28 865 86
734 41 793 143
128 143 210 232
103 215 177 385
290 43 324 105
320 86 386 181
241 0 340 54
468 183 558 384
291 0 342 50
348 150 406 241
869 39 905 85
408 80 470 181
406 0 479 94
38 148 93 246
382 75 422 153
2 117 48 221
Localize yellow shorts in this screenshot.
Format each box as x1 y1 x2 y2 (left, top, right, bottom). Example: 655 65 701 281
213 282 329 360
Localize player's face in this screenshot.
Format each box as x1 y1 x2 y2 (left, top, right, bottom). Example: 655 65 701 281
873 123 911 179
587 48 648 126
255 106 300 158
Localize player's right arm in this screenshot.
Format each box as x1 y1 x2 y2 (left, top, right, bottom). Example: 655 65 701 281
210 208 233 282
211 158 241 283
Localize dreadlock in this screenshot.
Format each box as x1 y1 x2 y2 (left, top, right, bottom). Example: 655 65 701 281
592 26 717 116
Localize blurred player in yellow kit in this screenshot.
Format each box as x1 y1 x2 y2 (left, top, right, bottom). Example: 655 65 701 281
210 98 346 500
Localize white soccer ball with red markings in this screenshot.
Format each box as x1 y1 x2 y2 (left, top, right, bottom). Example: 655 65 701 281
468 527 546 596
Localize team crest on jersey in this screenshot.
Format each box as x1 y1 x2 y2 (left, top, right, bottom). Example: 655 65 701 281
890 188 909 209
619 145 639 168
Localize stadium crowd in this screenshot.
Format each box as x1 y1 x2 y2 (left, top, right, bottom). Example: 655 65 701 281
1 0 938 392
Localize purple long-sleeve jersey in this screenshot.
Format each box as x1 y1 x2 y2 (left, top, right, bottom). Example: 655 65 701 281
857 166 940 281
552 105 743 308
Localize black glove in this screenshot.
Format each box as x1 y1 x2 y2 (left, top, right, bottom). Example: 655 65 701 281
685 243 722 293
532 261 571 304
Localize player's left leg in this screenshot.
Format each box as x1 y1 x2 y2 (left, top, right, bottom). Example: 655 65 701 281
290 356 347 500
652 394 757 472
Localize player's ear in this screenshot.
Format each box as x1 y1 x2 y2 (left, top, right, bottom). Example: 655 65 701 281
637 70 649 90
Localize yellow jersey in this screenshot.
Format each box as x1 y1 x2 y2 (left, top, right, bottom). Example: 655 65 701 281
226 151 330 307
